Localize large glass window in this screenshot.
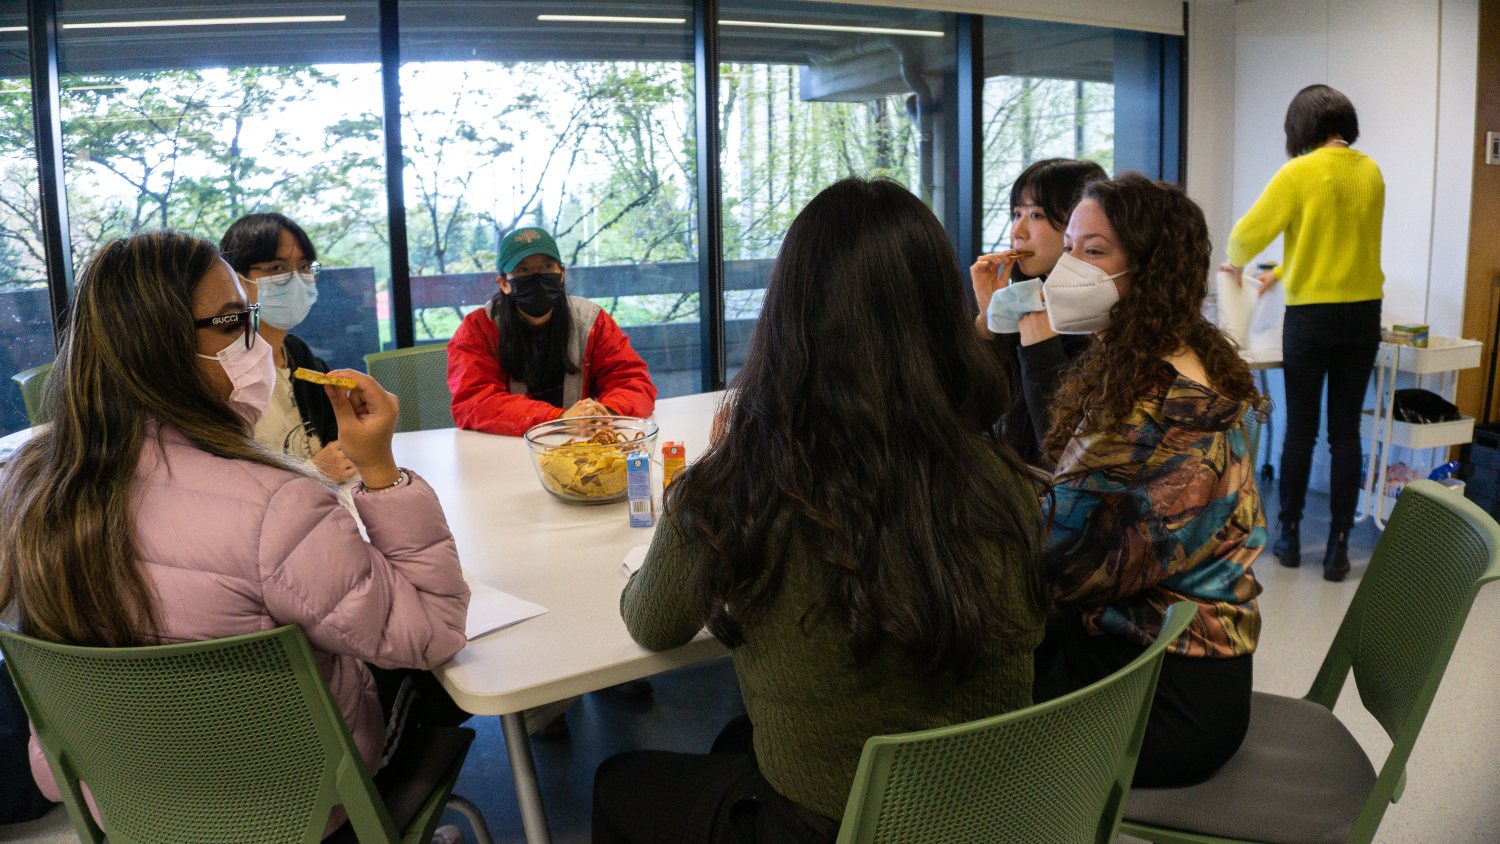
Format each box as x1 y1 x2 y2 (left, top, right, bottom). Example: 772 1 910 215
980 17 1117 254
55 2 390 370
0 15 58 436
399 1 701 398
718 2 955 369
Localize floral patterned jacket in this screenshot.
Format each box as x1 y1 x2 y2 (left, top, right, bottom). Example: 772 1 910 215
1045 374 1266 658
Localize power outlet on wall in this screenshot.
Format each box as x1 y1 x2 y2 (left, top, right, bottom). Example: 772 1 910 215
1488 131 1500 165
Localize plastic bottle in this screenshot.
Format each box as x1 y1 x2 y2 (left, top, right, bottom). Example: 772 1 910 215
1428 460 1461 482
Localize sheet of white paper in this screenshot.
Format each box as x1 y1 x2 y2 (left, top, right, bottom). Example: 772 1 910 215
1247 281 1285 351
465 581 548 640
622 544 649 575
1214 269 1256 349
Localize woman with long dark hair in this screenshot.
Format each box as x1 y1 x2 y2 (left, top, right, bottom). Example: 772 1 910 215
1223 84 1384 581
0 231 469 833
1035 174 1266 787
592 178 1048 842
972 158 1107 464
447 226 656 436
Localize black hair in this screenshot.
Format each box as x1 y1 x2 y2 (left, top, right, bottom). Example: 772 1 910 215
219 212 318 275
668 177 1048 679
1283 84 1359 158
1009 158 1110 231
491 274 580 386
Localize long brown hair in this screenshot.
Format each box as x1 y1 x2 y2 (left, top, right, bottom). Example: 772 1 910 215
0 231 310 646
1044 174 1259 457
670 178 1048 679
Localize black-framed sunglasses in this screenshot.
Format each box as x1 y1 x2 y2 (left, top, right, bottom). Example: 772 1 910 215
192 304 260 350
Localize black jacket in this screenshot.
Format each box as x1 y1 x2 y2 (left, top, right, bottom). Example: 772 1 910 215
283 333 339 446
993 332 1090 466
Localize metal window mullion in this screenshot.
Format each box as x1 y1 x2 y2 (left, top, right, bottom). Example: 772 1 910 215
27 0 73 343
955 14 983 299
378 0 414 349
694 0 726 392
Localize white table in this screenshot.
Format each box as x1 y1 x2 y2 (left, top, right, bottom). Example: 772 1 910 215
391 391 729 844
0 425 37 465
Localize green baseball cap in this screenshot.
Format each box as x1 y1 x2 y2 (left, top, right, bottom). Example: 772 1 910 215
498 227 562 274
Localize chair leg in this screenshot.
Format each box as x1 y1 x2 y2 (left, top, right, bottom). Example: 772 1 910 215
445 794 494 844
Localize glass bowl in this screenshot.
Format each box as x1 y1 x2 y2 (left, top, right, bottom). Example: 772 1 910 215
523 416 659 505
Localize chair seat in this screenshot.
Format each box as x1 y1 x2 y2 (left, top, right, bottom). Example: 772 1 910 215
1124 692 1377 844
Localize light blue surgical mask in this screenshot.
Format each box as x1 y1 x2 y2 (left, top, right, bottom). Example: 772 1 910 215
252 270 319 330
985 279 1045 334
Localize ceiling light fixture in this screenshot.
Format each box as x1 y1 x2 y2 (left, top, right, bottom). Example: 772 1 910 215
537 15 687 25
62 15 346 31
534 15 939 37
720 20 943 37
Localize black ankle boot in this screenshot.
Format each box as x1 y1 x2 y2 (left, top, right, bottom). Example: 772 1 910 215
1273 521 1301 568
1323 530 1351 582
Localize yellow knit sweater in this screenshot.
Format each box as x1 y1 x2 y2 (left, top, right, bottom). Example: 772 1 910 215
1227 147 1385 306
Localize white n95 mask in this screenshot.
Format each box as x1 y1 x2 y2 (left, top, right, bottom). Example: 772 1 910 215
985 279 1045 334
1042 252 1127 334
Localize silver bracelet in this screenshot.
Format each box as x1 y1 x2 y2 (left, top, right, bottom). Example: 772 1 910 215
362 469 409 493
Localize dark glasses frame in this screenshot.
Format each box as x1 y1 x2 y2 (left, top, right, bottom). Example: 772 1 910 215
192 304 260 350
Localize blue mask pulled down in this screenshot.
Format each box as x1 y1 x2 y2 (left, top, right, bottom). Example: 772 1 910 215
985 279 1045 334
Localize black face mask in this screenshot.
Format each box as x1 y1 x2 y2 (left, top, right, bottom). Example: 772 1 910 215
508 272 566 317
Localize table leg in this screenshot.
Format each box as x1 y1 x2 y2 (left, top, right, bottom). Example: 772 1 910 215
500 712 553 844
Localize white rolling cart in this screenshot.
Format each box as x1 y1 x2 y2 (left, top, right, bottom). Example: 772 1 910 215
1359 337 1482 528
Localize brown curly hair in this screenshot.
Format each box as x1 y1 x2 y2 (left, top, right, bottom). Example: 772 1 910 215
1043 173 1260 457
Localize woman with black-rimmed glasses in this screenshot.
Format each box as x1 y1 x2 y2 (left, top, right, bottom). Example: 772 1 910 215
1 231 469 838
220 213 352 482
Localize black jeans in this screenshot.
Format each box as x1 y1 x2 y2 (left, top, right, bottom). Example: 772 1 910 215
1034 613 1253 788
592 716 839 844
1278 300 1382 531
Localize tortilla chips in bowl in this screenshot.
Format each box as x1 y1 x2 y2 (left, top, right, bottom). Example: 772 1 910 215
523 416 659 504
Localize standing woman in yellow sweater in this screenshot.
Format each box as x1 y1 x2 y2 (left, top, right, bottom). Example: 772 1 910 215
1223 84 1384 581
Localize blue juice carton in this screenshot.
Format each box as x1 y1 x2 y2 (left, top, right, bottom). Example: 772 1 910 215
626 453 654 527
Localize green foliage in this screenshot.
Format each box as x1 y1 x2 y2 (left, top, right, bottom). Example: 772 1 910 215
982 77 1115 249
1 61 1115 329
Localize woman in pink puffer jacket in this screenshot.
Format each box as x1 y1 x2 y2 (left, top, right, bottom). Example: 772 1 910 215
0 231 469 814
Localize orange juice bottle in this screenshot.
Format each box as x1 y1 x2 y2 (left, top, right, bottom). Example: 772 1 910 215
662 441 686 488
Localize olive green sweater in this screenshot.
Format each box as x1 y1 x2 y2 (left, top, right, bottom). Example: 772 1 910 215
620 464 1046 819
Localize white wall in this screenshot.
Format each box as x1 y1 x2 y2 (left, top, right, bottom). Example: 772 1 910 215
1217 0 1478 332
1185 0 1480 493
1184 0 1237 265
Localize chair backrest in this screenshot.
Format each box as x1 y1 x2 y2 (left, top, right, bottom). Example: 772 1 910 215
0 626 401 844
364 345 455 433
10 361 53 427
1306 480 1500 836
835 602 1197 844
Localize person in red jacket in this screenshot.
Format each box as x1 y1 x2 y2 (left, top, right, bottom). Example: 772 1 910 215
448 226 657 436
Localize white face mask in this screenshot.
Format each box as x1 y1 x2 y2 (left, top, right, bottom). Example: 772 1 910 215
1042 252 1128 334
197 333 276 425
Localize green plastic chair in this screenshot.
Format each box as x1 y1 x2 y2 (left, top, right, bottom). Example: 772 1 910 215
1121 480 1500 844
364 345 456 433
10 360 53 426
834 601 1197 844
0 625 488 844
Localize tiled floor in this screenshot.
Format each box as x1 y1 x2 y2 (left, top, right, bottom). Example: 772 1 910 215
6 492 1498 844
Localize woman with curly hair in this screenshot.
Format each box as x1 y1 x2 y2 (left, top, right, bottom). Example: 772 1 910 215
1033 173 1267 787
